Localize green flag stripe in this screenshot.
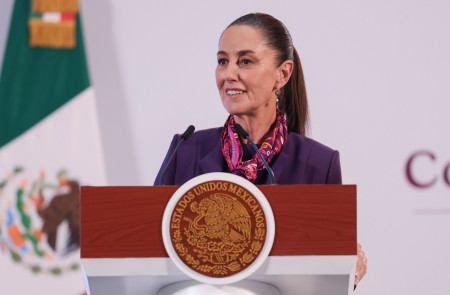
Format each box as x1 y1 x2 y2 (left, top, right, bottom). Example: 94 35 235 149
0 0 90 148
30 12 42 18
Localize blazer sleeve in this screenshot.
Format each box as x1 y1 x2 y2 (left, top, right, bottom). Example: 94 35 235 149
325 150 342 184
153 134 181 185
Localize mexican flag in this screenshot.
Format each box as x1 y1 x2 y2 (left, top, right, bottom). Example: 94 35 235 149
0 0 106 294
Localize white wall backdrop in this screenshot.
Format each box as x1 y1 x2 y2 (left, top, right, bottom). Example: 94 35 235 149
1 0 449 294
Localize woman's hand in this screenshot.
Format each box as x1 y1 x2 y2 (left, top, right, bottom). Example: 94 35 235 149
355 243 368 285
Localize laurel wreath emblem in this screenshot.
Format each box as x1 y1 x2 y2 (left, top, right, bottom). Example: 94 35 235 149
173 227 265 275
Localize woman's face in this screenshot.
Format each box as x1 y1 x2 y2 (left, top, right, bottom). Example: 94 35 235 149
216 25 280 118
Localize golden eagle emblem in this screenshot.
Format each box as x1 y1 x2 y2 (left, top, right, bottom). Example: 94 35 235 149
185 193 251 264
190 193 251 243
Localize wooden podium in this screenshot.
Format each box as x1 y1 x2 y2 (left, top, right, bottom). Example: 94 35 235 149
80 185 357 295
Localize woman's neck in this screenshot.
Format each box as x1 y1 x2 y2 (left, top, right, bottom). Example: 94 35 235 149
233 111 276 144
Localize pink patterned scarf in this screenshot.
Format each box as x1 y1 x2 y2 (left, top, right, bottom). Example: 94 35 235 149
221 110 288 182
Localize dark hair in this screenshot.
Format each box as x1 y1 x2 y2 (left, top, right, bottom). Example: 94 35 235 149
227 13 309 135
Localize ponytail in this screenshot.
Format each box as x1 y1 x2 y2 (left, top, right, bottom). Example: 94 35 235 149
279 47 309 135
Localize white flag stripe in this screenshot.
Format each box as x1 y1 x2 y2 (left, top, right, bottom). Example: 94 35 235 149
42 13 61 23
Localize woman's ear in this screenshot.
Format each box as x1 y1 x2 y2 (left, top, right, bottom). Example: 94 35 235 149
275 60 294 90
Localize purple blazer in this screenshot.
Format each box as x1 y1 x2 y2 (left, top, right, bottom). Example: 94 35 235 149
154 127 342 186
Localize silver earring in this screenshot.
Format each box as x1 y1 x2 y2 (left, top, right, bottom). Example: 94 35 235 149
275 89 281 97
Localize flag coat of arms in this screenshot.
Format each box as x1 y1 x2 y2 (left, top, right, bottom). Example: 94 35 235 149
0 0 107 294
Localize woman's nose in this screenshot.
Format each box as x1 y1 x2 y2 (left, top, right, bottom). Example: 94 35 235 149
224 64 238 82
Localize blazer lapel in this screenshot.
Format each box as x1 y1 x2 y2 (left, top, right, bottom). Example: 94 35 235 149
269 144 290 184
198 140 226 174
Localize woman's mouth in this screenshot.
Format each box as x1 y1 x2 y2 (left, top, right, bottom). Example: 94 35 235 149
226 89 245 95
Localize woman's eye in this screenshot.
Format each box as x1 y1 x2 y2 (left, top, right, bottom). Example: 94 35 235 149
240 58 253 65
217 58 227 66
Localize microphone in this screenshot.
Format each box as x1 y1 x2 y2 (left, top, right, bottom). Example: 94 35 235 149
159 125 195 185
181 125 195 140
234 124 276 185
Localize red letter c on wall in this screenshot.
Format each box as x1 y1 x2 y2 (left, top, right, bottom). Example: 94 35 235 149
406 151 437 188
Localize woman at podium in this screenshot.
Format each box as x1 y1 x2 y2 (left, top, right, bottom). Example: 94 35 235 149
155 13 341 186
155 12 367 285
